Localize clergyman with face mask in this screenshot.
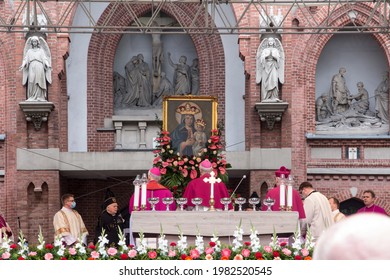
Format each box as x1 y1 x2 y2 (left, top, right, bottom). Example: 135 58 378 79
53 193 89 246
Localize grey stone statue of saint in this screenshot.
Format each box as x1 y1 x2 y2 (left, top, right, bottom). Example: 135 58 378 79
167 52 191 95
152 29 163 93
329 67 350 114
152 72 173 106
113 71 126 110
256 37 285 102
374 71 389 124
348 82 372 116
20 36 52 101
190 58 199 95
316 93 333 121
122 54 152 108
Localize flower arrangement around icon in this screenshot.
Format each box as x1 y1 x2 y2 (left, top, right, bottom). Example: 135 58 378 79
0 223 314 260
153 127 231 198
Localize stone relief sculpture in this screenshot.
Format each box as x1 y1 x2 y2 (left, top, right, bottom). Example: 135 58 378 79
20 36 52 101
113 71 126 108
167 52 191 95
112 34 199 111
190 58 199 95
121 54 152 107
315 94 333 121
152 72 173 106
374 71 389 124
256 37 285 102
330 67 350 113
316 69 389 132
123 55 140 107
152 30 163 93
348 82 373 116
135 54 152 106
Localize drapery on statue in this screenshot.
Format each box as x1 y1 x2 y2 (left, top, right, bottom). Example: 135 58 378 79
316 93 333 121
256 37 285 102
152 72 173 106
375 71 389 124
190 58 199 95
152 26 163 93
20 36 52 101
167 52 191 95
330 67 350 113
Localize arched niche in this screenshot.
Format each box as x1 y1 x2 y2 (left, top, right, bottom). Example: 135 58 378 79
316 33 388 113
113 14 197 115
340 197 364 216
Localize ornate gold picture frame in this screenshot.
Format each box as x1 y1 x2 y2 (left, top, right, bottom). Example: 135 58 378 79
163 96 218 156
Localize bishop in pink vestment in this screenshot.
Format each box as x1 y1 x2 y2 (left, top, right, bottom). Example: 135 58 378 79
129 168 176 214
183 159 232 210
261 166 306 219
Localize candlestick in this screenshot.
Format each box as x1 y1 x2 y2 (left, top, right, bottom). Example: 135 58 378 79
208 198 215 211
133 174 141 211
280 183 286 209
140 173 147 209
286 174 294 209
287 185 292 208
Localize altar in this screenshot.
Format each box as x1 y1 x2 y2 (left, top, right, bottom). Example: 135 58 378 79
130 211 299 246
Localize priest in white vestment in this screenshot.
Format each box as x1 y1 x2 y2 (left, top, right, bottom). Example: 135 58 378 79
53 193 89 246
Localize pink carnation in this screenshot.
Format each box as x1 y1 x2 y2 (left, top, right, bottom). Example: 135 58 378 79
160 168 167 175
1 252 11 259
91 251 100 259
128 249 137 258
264 245 273 253
282 248 292 256
44 253 53 260
107 247 118 256
221 248 231 258
190 249 200 259
205 247 214 255
168 250 176 257
68 247 77 255
28 251 37 256
241 249 251 258
301 248 309 257
148 251 157 259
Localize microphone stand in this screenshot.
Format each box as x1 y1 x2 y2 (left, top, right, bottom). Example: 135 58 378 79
230 175 247 199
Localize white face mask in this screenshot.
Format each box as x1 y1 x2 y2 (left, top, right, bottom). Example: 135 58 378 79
70 201 76 209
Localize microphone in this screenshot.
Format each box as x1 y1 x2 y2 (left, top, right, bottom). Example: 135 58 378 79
230 175 246 199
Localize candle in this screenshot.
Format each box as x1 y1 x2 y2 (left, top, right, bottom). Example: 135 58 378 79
210 183 214 199
280 183 286 207
287 185 293 207
140 173 148 209
141 182 147 207
133 185 140 209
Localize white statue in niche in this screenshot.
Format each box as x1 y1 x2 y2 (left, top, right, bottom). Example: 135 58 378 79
256 37 285 102
20 36 52 102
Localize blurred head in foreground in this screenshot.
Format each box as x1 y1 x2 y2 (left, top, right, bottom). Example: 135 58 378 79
313 213 390 260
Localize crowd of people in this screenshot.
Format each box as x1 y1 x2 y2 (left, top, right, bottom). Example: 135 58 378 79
1 163 388 259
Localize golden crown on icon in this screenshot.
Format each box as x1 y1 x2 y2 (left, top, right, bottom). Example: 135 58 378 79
176 103 200 115
195 119 206 127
